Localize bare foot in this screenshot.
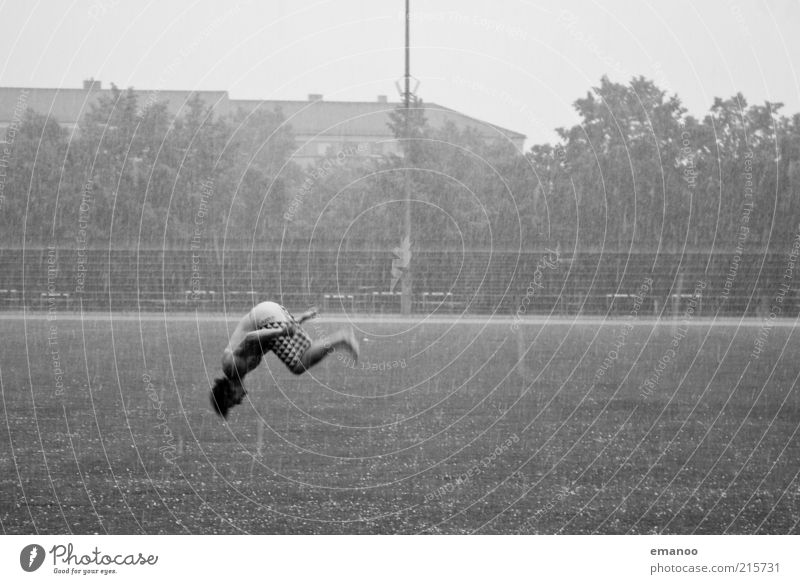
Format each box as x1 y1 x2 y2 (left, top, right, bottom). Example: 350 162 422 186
345 328 360 362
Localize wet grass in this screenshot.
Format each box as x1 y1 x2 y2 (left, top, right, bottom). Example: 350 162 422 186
1 315 799 533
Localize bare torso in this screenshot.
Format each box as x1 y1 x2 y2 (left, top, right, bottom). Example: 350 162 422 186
221 302 289 379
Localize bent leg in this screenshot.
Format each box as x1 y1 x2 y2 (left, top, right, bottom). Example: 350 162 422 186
291 328 359 374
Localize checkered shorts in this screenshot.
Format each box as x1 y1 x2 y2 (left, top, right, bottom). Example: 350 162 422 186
258 309 311 370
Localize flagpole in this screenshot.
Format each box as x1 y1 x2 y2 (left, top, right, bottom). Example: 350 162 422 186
400 0 413 315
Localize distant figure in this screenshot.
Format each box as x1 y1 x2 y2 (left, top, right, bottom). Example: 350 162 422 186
211 302 359 418
390 235 412 292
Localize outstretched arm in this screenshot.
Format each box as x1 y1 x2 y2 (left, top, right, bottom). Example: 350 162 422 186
296 307 318 324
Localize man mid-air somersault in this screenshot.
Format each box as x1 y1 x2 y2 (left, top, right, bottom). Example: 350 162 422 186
210 301 359 418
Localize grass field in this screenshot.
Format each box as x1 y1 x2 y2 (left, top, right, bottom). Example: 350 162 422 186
1 313 799 534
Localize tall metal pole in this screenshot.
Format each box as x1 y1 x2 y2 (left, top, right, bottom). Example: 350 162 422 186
400 0 413 315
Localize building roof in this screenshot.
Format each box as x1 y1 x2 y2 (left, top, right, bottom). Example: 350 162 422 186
0 84 526 145
234 98 525 142
0 86 230 125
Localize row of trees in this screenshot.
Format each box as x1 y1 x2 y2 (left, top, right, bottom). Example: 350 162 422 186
1 77 798 252
0 86 296 247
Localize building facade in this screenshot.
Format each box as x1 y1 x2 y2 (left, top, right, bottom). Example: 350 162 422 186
0 79 526 165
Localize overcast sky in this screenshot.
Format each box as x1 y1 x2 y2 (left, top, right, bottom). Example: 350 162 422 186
0 0 798 146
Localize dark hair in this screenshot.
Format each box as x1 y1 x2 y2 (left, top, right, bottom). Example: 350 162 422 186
210 377 233 418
